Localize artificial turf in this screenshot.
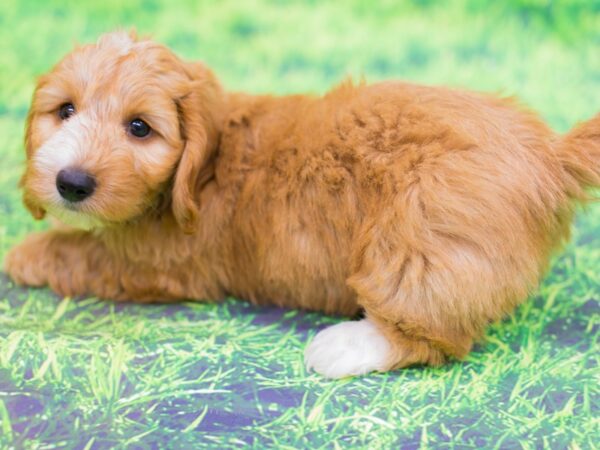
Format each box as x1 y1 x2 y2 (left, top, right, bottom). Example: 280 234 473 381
0 0 599 448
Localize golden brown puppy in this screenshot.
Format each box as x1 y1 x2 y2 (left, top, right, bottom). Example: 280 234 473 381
5 31 600 378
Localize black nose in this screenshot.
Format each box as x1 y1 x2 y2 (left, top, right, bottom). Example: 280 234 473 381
56 169 96 202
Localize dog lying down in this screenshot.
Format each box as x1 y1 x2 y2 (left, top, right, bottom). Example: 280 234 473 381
5 31 599 378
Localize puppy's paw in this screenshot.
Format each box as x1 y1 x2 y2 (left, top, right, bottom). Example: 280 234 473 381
304 319 392 378
3 235 50 287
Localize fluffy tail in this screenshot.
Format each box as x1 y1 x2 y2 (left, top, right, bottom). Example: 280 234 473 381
559 113 600 201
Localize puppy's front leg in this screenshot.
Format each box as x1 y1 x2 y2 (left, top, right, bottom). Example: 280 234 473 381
6 230 216 302
4 230 122 298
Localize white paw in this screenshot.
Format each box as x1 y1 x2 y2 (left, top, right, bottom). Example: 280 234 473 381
304 319 392 379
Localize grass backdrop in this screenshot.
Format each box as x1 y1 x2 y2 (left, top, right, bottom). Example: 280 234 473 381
0 0 599 448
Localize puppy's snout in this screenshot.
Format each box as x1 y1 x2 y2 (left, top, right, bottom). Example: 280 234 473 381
56 168 96 202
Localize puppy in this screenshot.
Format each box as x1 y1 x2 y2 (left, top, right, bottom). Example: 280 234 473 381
5 31 599 378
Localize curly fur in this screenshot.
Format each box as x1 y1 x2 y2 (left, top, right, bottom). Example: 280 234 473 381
5 31 599 376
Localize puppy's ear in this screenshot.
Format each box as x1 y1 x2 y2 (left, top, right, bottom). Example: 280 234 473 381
172 63 223 233
21 107 46 220
22 190 46 220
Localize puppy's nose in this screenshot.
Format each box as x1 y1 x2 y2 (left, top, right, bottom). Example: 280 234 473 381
56 168 96 202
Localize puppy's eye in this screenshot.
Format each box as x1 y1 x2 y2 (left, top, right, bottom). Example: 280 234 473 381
58 103 76 120
129 119 151 138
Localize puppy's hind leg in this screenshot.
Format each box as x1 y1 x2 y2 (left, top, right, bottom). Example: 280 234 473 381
305 214 536 378
305 244 500 378
304 317 393 379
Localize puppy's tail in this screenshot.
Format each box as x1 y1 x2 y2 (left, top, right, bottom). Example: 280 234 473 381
559 113 600 201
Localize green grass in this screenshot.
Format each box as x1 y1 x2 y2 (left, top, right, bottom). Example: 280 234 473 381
0 0 599 448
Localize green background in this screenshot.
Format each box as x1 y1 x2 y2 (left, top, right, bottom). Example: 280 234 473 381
0 0 599 448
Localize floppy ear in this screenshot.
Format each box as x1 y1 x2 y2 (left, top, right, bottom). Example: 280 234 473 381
171 64 223 233
21 106 46 220
22 190 46 220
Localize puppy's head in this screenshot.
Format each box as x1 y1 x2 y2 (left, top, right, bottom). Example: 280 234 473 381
22 31 223 232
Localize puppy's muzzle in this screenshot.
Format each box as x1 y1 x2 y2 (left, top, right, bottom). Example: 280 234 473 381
56 168 96 202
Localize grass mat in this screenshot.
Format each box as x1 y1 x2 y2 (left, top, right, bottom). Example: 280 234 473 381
0 1 598 448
